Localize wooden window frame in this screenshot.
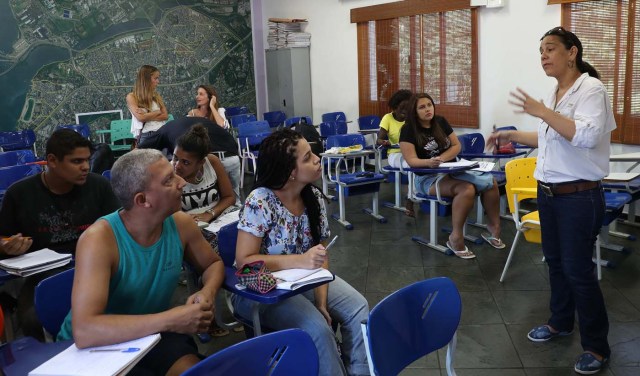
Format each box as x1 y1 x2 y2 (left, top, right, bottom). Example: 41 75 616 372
353 1 479 128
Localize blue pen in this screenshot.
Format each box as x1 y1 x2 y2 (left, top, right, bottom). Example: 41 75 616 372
89 347 140 353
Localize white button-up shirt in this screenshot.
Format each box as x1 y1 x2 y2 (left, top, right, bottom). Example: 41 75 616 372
535 73 616 183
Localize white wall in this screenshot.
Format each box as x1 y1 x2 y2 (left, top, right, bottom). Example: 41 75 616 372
254 0 640 169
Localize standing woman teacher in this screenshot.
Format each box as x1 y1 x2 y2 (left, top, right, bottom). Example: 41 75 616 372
488 27 614 375
126 65 169 145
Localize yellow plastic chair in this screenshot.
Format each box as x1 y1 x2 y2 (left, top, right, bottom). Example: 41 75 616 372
500 157 541 282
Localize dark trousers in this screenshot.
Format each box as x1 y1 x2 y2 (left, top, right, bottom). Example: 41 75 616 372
537 185 610 358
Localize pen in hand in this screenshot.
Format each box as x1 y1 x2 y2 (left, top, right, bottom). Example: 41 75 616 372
324 235 339 251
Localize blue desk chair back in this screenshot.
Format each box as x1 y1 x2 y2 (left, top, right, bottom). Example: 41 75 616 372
322 112 347 123
229 113 257 130
34 268 74 339
217 221 239 268
319 122 348 138
357 115 381 130
0 164 42 202
458 133 485 154
263 111 286 128
225 106 249 118
284 116 313 128
56 124 91 140
182 329 318 376
0 150 37 168
363 277 461 376
0 129 37 154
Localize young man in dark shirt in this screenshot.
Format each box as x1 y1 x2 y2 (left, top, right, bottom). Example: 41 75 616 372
0 128 120 339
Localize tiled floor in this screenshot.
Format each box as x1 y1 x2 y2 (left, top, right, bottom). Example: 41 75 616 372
192 180 640 375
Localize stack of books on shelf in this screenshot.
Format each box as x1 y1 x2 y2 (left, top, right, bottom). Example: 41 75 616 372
267 18 310 49
0 248 72 277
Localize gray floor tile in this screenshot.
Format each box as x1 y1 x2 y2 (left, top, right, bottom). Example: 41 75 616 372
365 265 425 293
610 367 640 376
424 264 489 292
443 324 522 368
480 262 550 291
609 322 640 367
601 287 640 322
459 290 503 325
492 290 552 325
524 368 615 376
449 369 526 376
369 244 424 266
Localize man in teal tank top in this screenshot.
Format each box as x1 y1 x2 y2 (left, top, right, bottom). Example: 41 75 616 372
57 149 225 375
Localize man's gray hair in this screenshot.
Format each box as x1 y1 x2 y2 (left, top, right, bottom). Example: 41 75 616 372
111 149 166 210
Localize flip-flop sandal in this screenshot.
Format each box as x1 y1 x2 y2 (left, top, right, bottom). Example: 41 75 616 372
404 208 415 218
208 327 230 337
446 241 476 259
481 232 506 249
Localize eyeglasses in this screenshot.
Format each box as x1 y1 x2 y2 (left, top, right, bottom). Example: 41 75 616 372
542 26 579 46
544 26 566 37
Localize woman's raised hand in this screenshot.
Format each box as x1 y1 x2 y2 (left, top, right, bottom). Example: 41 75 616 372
209 95 218 110
509 87 547 118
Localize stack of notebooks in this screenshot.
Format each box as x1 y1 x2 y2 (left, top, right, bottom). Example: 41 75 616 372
0 248 72 277
267 18 310 49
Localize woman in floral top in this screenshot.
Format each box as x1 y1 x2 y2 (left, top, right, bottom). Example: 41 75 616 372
233 129 370 376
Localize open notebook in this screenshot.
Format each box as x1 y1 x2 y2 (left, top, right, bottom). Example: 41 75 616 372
0 248 72 277
272 268 334 291
29 333 161 376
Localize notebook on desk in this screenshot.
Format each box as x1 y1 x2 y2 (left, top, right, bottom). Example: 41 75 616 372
272 268 334 291
28 333 161 376
0 248 72 277
205 210 240 234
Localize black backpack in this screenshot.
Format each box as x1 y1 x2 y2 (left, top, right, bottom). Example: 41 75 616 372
90 143 114 175
293 118 323 156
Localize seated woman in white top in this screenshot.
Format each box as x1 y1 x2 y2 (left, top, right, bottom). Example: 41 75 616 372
172 123 235 337
126 65 169 144
173 124 236 225
187 85 229 129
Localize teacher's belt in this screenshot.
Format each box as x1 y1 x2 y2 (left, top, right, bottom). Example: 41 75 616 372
538 180 601 197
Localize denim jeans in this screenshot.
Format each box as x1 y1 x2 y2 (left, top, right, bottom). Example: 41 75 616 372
537 184 610 357
231 276 371 376
220 155 241 205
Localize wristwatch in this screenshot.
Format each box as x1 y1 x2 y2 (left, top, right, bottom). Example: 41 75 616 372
206 208 216 219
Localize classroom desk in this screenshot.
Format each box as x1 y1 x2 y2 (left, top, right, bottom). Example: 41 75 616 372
0 337 73 376
320 149 376 199
357 128 380 135
402 164 478 255
610 152 640 172
221 267 334 336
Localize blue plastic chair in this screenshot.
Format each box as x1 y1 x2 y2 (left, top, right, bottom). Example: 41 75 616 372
362 277 461 376
34 268 74 339
101 169 111 180
323 134 386 229
263 111 287 128
0 164 42 202
229 113 257 130
182 329 318 376
56 124 91 140
237 121 271 188
319 122 348 138
0 150 37 167
0 129 37 154
217 221 334 336
321 112 347 124
357 115 381 130
225 106 249 118
284 116 313 128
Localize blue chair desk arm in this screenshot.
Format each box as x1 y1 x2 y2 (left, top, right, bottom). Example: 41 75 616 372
0 337 73 376
222 266 334 335
458 151 526 159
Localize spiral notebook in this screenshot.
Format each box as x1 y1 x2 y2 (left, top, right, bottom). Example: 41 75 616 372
29 333 161 376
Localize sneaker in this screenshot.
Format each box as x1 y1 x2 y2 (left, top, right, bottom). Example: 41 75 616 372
574 352 607 375
527 325 573 342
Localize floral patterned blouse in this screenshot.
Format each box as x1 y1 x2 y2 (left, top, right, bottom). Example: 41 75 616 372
238 186 330 255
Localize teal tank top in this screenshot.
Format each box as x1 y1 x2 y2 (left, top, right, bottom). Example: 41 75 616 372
57 211 183 340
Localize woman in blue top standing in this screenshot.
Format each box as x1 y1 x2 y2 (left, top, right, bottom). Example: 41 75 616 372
488 27 615 374
232 129 370 376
